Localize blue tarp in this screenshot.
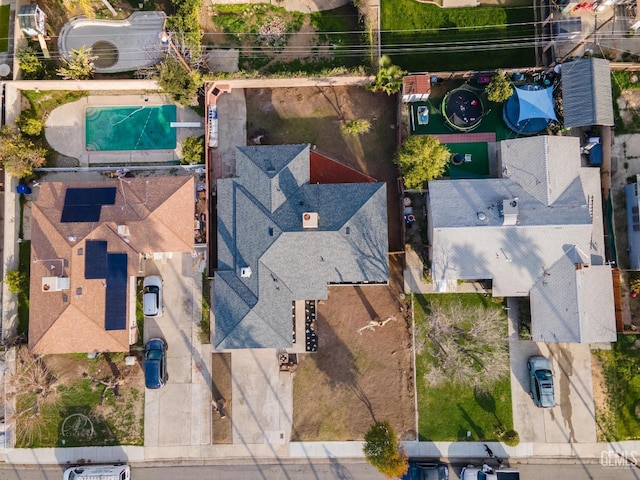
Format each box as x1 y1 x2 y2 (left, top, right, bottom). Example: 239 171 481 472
516 86 558 123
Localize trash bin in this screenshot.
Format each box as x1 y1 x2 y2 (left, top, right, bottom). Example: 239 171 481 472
16 184 32 194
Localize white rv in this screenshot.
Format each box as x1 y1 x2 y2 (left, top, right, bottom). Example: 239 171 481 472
63 465 130 480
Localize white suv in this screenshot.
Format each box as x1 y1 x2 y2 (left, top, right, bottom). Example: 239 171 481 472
143 275 163 317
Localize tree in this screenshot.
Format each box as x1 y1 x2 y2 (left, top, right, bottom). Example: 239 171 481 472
367 55 406 95
341 119 371 137
416 300 510 390
17 47 45 80
57 46 97 80
4 269 28 295
486 71 513 103
181 135 204 164
156 58 202 106
396 136 450 189
363 421 408 478
0 126 47 178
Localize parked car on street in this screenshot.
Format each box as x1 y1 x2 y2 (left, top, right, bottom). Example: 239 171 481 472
402 461 448 480
144 338 166 389
461 465 519 480
527 355 555 408
143 275 163 317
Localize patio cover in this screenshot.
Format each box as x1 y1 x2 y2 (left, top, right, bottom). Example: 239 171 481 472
516 86 557 123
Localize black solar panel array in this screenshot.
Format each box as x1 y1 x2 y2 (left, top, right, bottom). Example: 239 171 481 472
105 253 127 331
61 187 116 223
84 240 108 279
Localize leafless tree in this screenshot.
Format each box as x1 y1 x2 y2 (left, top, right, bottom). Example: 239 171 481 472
416 301 509 390
8 347 62 445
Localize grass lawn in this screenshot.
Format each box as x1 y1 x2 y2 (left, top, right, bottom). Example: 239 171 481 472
611 71 640 133
381 0 535 72
445 142 490 178
0 5 9 53
17 239 30 339
594 334 640 440
413 293 513 441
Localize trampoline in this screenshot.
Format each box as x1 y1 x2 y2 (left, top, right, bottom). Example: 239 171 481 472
442 85 486 132
503 84 557 135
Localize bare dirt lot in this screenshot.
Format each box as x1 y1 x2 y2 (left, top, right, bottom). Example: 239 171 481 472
292 257 416 441
245 86 415 441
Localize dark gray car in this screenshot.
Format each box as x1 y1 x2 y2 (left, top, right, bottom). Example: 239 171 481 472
402 462 449 480
144 338 166 389
527 355 555 408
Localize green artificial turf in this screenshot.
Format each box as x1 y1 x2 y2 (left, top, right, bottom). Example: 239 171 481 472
381 0 535 72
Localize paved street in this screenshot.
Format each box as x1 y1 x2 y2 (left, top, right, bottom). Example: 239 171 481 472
508 299 597 444
144 252 212 450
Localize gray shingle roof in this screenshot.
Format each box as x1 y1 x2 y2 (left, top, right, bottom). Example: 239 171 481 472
626 176 640 270
562 58 614 127
215 145 389 349
530 253 616 343
428 135 614 343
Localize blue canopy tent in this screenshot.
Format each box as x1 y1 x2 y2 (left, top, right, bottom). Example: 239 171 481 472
504 84 557 135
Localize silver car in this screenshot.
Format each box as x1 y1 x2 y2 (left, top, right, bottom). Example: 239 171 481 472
143 275 163 317
527 355 555 408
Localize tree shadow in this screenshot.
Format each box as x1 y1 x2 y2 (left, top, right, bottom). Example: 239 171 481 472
457 404 485 440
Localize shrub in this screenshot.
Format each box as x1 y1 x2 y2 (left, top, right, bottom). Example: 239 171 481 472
0 126 47 178
17 47 45 80
5 269 28 296
340 119 371 137
486 71 513 103
17 116 44 137
500 429 520 446
181 135 204 164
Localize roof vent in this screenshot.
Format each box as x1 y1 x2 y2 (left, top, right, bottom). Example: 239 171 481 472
117 225 130 236
502 198 519 226
241 266 252 278
303 212 319 229
42 276 70 292
477 212 487 221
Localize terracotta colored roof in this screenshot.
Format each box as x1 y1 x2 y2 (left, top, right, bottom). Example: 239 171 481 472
403 74 431 96
310 150 376 184
29 176 194 354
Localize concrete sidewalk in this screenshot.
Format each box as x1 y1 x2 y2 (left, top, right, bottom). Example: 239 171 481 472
3 440 638 464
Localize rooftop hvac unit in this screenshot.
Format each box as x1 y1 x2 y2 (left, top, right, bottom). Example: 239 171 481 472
302 212 319 229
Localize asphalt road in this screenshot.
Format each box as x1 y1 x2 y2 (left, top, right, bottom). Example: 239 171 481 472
1 461 640 480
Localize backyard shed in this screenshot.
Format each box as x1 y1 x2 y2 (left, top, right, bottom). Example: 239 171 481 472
561 58 614 128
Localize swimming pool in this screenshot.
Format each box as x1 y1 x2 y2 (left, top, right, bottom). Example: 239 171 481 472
85 105 177 151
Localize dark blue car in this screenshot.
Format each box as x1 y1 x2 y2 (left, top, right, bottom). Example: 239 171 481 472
144 338 166 389
403 462 449 480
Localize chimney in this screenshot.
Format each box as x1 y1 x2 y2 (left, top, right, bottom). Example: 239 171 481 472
502 198 519 226
240 266 252 278
303 212 319 229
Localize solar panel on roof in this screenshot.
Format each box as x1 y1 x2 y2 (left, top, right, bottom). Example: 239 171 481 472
61 187 116 223
105 253 127 331
84 240 108 279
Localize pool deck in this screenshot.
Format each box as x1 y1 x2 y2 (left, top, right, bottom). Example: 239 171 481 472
45 94 204 166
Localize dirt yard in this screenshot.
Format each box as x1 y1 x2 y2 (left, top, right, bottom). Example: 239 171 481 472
245 86 402 252
12 350 145 447
291 256 416 441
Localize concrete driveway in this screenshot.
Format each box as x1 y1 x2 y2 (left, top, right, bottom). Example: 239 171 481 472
508 300 597 444
143 252 213 452
230 349 292 449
